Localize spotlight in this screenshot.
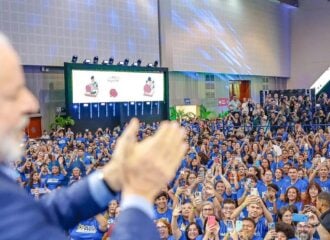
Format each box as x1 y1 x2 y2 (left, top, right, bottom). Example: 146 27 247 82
83 59 91 64
146 63 153 67
132 59 142 66
117 61 124 66
153 60 158 67
102 60 109 65
109 57 114 65
71 55 78 63
124 58 129 66
93 56 99 64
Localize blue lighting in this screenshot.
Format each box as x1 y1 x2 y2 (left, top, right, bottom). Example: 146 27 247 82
83 103 89 107
73 105 78 109
94 104 98 108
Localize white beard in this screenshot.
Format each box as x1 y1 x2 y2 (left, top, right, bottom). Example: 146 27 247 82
0 116 29 164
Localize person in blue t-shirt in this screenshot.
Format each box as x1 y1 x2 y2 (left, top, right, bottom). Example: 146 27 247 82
263 183 281 220
231 195 273 238
309 164 330 193
67 148 87 176
69 214 107 240
184 222 203 240
236 217 263 240
45 165 66 190
278 186 303 212
219 199 236 239
25 171 47 199
274 168 286 190
154 191 173 223
57 130 69 149
280 167 307 201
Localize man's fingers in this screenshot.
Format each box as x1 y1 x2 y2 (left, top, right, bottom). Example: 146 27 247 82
113 118 139 157
120 118 139 142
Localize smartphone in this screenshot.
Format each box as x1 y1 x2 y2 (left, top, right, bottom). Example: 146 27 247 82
255 160 260 167
251 188 259 196
179 179 186 187
246 178 252 188
198 171 205 179
236 220 243 232
207 216 216 227
194 191 202 199
226 220 234 232
268 222 275 231
292 213 308 222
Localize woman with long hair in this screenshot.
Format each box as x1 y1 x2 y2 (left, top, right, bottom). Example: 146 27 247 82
25 171 46 199
303 181 322 207
279 186 303 212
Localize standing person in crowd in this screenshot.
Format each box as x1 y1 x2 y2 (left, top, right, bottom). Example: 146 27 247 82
231 195 273 238
303 181 322 207
0 32 187 239
280 167 307 201
154 191 173 223
279 186 303 211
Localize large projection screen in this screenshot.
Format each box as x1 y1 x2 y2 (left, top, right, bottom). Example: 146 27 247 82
65 63 169 131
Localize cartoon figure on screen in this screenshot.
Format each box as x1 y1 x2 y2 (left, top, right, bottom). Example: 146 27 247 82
85 76 99 97
143 77 155 97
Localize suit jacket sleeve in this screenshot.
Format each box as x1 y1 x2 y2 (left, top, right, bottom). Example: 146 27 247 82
0 171 116 240
111 207 160 240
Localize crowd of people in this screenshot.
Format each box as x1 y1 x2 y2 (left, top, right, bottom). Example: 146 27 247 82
12 92 330 240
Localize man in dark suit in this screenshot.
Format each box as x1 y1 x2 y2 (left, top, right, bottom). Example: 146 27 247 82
0 32 187 240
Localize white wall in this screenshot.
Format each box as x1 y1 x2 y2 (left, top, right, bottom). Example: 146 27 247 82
289 0 330 89
160 0 291 77
0 0 159 66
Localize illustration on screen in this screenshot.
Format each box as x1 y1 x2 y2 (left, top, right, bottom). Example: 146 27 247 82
143 77 155 97
85 76 99 97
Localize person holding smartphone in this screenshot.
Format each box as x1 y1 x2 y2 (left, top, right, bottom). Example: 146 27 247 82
203 216 220 240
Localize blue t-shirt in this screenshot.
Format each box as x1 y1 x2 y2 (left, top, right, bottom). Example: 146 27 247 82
277 201 303 212
45 173 66 190
154 208 173 223
314 178 330 193
69 218 105 240
57 137 68 149
25 182 46 198
176 216 190 232
265 199 281 221
219 220 228 240
281 179 307 195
